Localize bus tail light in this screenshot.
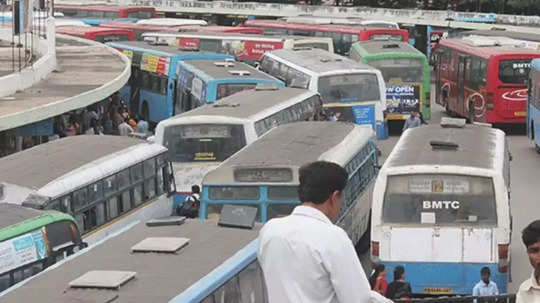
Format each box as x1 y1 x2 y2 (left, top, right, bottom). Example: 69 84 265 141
498 244 509 273
487 92 494 110
425 92 431 107
371 241 380 257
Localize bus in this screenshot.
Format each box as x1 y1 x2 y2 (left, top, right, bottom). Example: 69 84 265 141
281 17 400 29
260 48 388 139
527 58 540 153
0 135 176 245
350 41 431 122
371 118 512 295
141 32 334 64
201 122 378 240
56 26 135 43
0 204 85 292
243 19 409 55
105 41 233 124
153 86 323 202
432 36 540 124
0 218 263 303
174 59 284 113
99 21 200 40
55 5 156 25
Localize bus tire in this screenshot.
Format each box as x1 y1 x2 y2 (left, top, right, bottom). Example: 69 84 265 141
142 102 150 123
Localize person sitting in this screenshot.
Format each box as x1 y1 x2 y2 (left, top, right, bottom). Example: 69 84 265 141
176 185 200 218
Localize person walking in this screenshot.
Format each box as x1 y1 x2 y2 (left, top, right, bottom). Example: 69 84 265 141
516 220 540 303
258 161 391 303
370 264 388 296
386 266 412 300
402 110 422 131
472 267 499 297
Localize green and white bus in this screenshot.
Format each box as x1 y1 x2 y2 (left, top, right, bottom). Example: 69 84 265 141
0 204 85 292
350 41 431 123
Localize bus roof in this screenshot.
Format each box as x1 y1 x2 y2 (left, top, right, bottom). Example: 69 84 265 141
0 204 75 241
244 19 403 35
352 41 425 57
55 5 154 12
204 122 373 185
438 37 540 59
106 41 234 59
0 136 166 197
265 48 376 74
178 59 280 81
0 220 259 303
144 31 295 41
384 124 505 171
56 25 133 35
461 29 540 43
136 18 207 27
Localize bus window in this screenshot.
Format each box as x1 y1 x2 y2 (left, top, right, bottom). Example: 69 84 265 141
267 186 298 200
217 83 257 99
104 11 118 18
286 69 310 89
128 10 153 19
73 188 88 211
144 158 157 199
382 174 497 225
499 59 531 84
199 39 222 53
209 186 260 200
369 58 423 83
206 203 261 221
164 124 247 162
318 73 380 103
87 181 103 204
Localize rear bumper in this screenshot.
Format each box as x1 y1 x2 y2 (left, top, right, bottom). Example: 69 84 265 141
485 109 526 124
380 261 507 295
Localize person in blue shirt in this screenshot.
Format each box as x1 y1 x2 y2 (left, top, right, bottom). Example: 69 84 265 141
472 267 499 297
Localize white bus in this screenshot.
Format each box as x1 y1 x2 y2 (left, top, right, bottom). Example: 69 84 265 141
136 18 207 27
260 48 388 139
371 118 511 295
201 121 379 247
0 135 176 245
153 85 323 204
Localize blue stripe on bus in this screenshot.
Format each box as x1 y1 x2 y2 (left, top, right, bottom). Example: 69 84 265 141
380 261 507 295
169 239 259 303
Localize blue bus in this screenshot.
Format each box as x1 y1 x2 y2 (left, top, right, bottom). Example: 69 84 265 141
106 41 233 124
201 121 378 247
175 59 284 113
528 58 540 153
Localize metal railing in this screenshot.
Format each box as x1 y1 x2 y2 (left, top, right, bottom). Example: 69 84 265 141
396 294 516 303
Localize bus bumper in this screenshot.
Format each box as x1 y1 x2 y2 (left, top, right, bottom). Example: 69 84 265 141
376 121 389 140
380 261 507 295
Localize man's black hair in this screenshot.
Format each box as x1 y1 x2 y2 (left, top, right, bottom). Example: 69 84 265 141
522 219 540 247
393 265 405 281
480 266 490 275
191 185 200 194
298 161 348 204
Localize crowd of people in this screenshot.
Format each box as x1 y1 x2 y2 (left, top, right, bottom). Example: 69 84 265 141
51 93 149 139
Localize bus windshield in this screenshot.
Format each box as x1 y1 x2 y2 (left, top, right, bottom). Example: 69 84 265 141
369 58 423 83
318 73 380 103
498 59 531 84
164 124 246 162
382 174 497 225
217 83 257 99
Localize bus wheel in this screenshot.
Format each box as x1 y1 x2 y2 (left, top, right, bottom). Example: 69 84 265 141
142 102 149 123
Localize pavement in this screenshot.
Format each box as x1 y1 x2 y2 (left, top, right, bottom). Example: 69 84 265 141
0 34 128 132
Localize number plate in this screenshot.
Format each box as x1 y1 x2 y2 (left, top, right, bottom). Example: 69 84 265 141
424 287 452 295
514 111 526 117
386 113 404 120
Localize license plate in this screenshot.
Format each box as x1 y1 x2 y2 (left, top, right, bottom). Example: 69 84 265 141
514 111 526 117
424 287 452 295
386 113 404 120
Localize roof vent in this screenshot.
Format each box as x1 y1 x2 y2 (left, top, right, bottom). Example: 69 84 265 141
69 271 136 289
213 102 240 108
131 237 190 253
146 216 186 227
430 140 459 151
490 26 506 31
334 58 343 61
255 83 279 91
320 58 331 63
229 70 251 76
214 61 235 67
440 117 466 128
293 46 312 51
382 43 400 49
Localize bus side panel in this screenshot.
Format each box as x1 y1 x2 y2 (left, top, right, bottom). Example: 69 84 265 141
139 90 169 123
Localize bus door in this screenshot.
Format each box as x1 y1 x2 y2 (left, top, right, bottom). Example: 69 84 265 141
457 55 468 115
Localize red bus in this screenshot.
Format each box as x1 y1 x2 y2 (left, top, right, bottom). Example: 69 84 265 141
433 36 540 124
55 5 156 25
56 26 135 43
242 19 409 55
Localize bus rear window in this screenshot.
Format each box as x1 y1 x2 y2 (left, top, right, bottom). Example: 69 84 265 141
369 58 423 83
382 174 497 225
163 124 246 162
209 186 260 200
318 73 380 103
217 83 257 100
370 34 403 41
499 59 531 84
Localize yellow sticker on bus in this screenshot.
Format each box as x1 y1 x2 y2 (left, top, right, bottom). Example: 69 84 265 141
423 287 452 295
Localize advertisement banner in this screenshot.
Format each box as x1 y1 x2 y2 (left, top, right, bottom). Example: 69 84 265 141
386 83 422 119
140 53 170 76
0 229 47 274
232 40 283 60
178 37 200 50
352 105 375 129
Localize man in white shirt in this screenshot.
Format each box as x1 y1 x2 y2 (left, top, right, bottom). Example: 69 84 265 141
516 220 540 303
472 267 498 297
258 161 391 303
